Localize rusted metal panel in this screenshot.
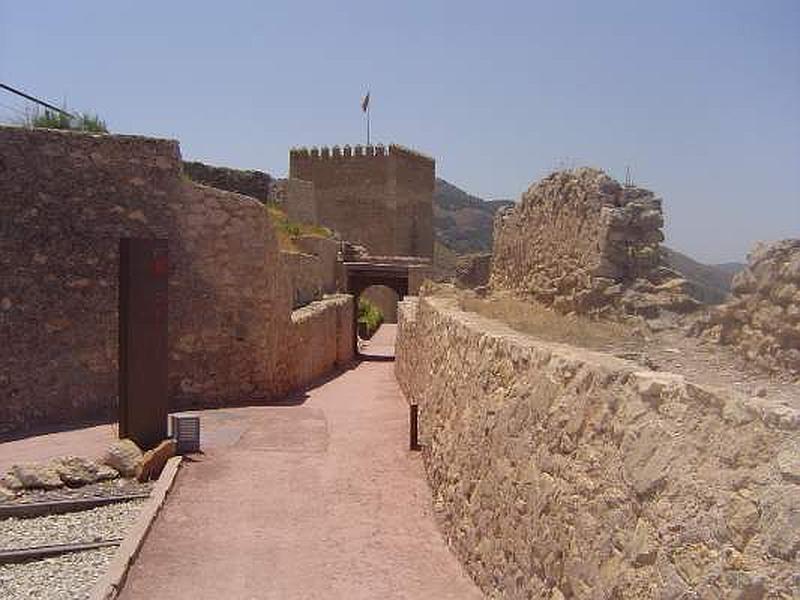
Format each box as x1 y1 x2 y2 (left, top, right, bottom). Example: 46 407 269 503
118 238 168 449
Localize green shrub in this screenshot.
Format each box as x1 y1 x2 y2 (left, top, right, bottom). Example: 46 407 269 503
358 297 384 339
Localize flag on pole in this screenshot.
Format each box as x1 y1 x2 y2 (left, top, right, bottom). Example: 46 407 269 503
361 91 370 113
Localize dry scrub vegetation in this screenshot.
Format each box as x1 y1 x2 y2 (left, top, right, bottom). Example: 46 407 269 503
429 284 800 408
455 289 644 352
265 203 332 252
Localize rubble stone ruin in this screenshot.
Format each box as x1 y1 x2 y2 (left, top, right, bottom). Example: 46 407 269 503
695 238 800 377
491 168 698 318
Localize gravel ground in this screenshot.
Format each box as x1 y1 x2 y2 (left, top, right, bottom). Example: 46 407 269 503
0 479 153 506
0 547 116 600
0 500 145 551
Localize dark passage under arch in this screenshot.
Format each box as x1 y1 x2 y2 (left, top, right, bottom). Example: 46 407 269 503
342 261 412 354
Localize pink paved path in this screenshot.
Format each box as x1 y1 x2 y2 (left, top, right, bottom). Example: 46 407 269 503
119 326 483 599
0 423 116 474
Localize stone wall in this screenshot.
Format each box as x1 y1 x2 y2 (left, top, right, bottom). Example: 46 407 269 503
396 293 799 599
0 126 353 434
455 253 492 289
289 144 434 258
491 168 696 318
280 236 339 309
695 239 800 378
268 178 318 225
275 295 354 395
182 160 271 202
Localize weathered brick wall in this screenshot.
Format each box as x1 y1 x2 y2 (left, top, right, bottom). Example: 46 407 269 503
0 126 353 434
182 160 271 202
396 294 799 599
491 168 696 318
289 144 434 258
695 239 800 377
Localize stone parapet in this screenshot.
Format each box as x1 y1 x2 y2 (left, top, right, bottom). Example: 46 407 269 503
274 295 354 394
395 294 799 599
182 160 271 202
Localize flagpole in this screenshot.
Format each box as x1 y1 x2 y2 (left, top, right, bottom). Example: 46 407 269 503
366 103 370 146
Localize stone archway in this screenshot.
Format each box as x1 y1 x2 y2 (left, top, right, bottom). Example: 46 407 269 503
360 285 400 324
343 262 411 354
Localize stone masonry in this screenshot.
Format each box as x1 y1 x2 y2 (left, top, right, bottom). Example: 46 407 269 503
491 168 697 318
182 160 271 202
289 144 435 258
268 178 317 225
694 239 800 378
396 293 799 599
0 126 354 434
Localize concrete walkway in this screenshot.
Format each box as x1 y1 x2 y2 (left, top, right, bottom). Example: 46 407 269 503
119 325 483 599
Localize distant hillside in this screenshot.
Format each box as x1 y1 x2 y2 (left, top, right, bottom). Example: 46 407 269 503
662 247 743 304
434 178 743 304
434 178 514 254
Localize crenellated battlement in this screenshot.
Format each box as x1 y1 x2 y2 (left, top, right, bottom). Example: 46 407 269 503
287 141 434 258
290 143 433 163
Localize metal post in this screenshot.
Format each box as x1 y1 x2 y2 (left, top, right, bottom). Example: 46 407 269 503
409 404 420 451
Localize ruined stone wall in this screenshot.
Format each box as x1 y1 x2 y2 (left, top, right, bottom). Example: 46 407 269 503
491 168 695 318
289 144 434 257
396 294 799 599
455 253 492 289
696 239 800 377
182 160 271 202
0 126 352 434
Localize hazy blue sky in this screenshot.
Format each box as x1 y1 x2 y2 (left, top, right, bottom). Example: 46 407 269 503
1 1 798 263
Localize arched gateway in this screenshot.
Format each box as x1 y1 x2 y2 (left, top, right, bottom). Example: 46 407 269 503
342 257 429 353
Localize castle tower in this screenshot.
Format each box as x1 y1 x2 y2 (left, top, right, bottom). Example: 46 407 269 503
289 144 434 258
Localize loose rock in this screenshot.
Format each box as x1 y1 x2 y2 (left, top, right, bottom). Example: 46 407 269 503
54 456 119 487
101 439 143 477
9 463 63 490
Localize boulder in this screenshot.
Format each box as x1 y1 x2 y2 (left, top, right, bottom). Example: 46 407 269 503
0 473 23 491
101 439 144 478
54 456 119 487
10 463 64 489
0 485 16 500
136 439 177 482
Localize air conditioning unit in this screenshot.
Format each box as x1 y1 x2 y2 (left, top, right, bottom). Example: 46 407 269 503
169 414 200 454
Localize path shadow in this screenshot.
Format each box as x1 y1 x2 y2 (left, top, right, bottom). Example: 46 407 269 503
357 353 395 362
0 415 115 444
